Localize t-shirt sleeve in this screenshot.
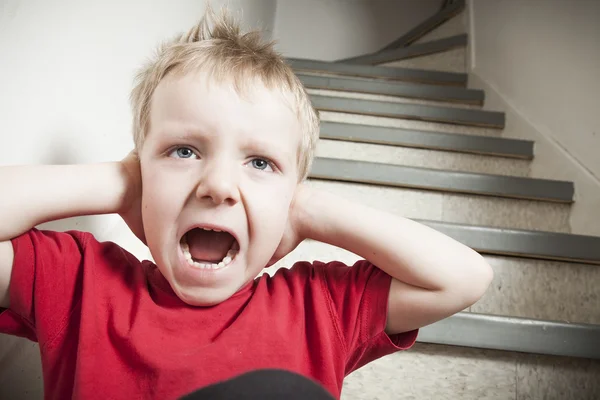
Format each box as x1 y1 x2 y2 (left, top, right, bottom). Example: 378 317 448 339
316 259 419 375
0 228 90 344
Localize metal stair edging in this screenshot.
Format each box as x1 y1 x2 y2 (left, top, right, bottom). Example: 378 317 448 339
287 58 468 87
309 157 573 203
415 220 600 265
340 34 468 66
311 95 505 128
419 312 600 360
319 121 534 159
299 74 484 105
379 0 466 52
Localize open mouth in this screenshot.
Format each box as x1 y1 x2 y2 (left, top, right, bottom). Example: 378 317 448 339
180 227 240 270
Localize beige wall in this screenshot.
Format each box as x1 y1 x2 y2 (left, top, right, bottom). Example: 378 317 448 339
470 0 600 179
272 0 443 60
231 0 277 40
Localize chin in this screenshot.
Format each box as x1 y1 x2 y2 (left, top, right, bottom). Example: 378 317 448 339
175 284 237 307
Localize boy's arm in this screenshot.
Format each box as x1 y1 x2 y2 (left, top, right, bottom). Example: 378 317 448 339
0 160 138 309
296 186 494 335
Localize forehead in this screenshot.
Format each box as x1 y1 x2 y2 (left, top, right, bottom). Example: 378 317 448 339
149 72 301 150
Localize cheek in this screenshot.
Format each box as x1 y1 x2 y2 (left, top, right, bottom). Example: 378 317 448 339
248 182 294 235
140 168 187 231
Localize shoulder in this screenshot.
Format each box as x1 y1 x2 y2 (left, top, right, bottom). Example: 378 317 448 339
266 258 384 279
264 259 350 285
14 228 143 277
14 228 92 251
261 259 388 299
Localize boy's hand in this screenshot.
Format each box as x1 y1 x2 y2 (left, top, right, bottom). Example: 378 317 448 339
119 151 146 245
267 184 313 267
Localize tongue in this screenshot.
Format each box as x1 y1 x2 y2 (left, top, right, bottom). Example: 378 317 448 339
186 229 235 262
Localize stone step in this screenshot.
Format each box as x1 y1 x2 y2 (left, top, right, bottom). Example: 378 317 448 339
273 239 600 325
0 336 43 399
298 73 484 106
318 121 533 158
309 158 573 203
316 121 533 176
319 120 533 160
321 111 505 138
419 313 599 359
287 57 468 86
304 179 571 237
308 88 482 110
380 0 466 50
341 342 600 400
413 4 467 45
381 46 467 74
472 255 600 325
316 139 531 177
417 219 600 264
340 34 468 66
310 95 504 128
274 241 600 400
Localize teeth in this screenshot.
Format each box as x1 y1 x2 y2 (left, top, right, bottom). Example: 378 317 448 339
181 242 238 270
200 227 222 232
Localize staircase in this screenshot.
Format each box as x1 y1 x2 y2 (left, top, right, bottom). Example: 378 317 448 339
278 1 600 399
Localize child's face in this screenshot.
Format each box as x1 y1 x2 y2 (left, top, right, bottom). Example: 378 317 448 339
139 72 301 306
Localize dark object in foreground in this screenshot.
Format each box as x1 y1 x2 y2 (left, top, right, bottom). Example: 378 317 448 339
180 369 336 400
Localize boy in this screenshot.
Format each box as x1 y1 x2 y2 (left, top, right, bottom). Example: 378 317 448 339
0 9 493 400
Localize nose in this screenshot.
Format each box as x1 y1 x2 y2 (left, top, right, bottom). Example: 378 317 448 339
195 159 240 206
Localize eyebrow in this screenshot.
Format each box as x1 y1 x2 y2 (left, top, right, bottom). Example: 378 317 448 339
243 138 296 163
157 126 212 144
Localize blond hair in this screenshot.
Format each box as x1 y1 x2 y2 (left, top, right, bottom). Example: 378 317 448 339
130 7 320 180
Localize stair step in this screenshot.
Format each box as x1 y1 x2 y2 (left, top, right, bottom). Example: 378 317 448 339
308 89 481 111
381 47 467 74
311 95 505 128
421 312 600 360
413 3 467 45
321 112 505 138
276 239 599 325
319 121 533 159
307 179 570 237
340 34 468 66
0 338 43 399
380 0 466 50
316 140 531 177
343 342 600 399
274 241 600 358
417 220 600 265
298 73 483 105
309 157 573 203
286 57 468 86
473 255 600 325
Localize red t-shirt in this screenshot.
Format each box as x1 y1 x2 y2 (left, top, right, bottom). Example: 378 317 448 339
0 229 417 399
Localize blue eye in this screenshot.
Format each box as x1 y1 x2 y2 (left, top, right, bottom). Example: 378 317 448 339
169 147 196 159
250 158 273 172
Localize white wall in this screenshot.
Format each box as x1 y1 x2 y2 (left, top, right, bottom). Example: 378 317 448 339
0 1 276 398
230 0 277 40
470 0 600 179
273 0 443 60
0 0 276 246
